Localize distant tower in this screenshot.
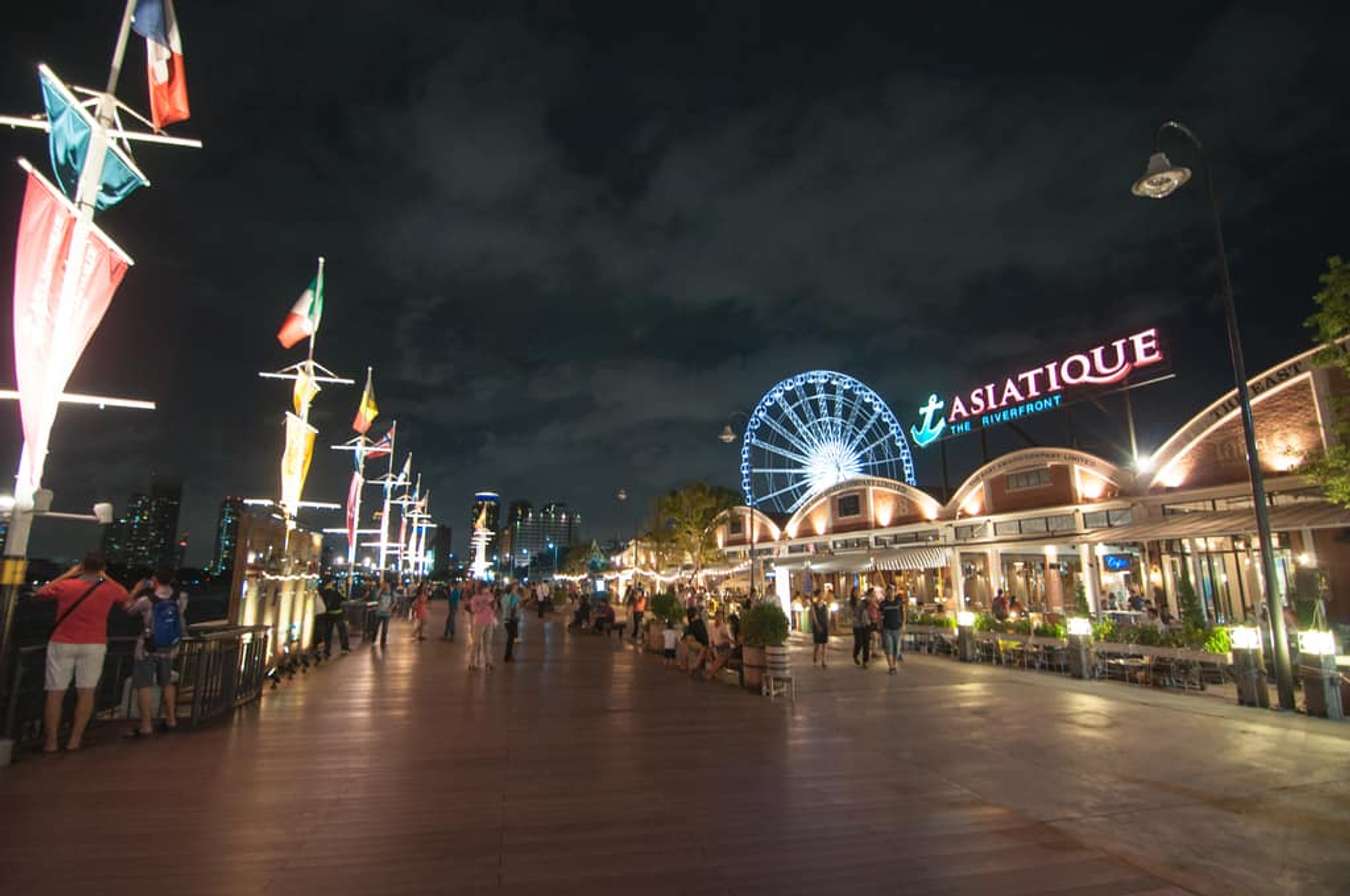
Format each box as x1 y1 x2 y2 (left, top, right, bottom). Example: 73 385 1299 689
212 496 245 576
470 492 500 566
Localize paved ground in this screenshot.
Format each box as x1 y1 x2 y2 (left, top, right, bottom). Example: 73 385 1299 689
1 605 1347 895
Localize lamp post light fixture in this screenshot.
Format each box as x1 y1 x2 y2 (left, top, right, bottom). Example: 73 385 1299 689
1131 119 1296 711
717 411 758 601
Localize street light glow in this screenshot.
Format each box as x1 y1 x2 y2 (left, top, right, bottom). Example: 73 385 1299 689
1131 151 1191 199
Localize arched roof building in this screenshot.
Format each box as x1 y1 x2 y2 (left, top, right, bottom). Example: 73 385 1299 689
710 344 1350 626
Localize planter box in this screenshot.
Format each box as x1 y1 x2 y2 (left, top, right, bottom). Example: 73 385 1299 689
1094 642 1230 664
742 646 765 689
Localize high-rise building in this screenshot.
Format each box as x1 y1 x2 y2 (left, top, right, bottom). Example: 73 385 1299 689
470 491 500 564
102 475 182 572
502 500 582 569
429 523 454 577
212 496 244 576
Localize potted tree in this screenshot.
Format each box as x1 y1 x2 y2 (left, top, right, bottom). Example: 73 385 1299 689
741 603 789 691
648 592 684 653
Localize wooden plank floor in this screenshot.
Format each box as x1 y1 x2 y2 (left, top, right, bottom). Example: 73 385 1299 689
1 606 1347 895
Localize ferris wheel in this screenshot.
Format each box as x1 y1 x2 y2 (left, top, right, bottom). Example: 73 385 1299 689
740 370 916 513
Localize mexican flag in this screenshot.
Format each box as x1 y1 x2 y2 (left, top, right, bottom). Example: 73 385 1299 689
352 367 378 434
276 262 324 348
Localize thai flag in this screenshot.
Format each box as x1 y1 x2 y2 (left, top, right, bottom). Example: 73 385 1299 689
131 0 190 129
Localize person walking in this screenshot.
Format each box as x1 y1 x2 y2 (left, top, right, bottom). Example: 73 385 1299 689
410 583 429 641
879 588 906 674
810 591 830 668
33 553 130 753
468 582 497 670
501 584 522 662
850 590 871 668
443 581 463 640
631 586 647 639
372 578 395 648
125 567 189 738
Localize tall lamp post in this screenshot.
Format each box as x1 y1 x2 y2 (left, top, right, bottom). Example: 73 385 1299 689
1131 120 1295 710
616 488 636 591
719 412 757 600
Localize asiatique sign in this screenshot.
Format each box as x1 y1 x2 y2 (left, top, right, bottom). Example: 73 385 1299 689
909 328 1165 448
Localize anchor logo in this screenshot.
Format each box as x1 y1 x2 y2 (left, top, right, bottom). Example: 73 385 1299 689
910 393 947 448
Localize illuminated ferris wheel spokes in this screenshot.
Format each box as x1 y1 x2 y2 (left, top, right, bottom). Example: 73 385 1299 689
740 371 916 514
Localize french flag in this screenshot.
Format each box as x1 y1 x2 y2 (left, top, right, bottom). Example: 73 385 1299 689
131 0 190 129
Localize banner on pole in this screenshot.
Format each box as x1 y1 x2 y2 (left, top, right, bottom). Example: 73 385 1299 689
345 470 362 546
12 163 132 505
279 411 317 525
292 363 320 417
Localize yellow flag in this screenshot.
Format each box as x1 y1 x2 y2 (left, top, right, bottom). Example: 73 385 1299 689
292 364 321 417
280 412 317 526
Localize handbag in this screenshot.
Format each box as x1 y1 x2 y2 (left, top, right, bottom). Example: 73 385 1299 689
49 578 106 641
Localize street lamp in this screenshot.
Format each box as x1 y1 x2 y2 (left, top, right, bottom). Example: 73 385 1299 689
718 413 758 601
616 488 636 587
1131 119 1295 710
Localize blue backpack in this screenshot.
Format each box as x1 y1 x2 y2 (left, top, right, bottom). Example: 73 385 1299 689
150 594 184 650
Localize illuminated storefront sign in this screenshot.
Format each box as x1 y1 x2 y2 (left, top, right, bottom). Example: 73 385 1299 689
910 328 1165 448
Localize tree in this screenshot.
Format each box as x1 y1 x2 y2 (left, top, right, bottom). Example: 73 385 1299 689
1176 562 1207 630
1303 256 1350 504
654 482 740 580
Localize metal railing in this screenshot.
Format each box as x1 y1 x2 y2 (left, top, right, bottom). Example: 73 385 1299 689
3 625 271 748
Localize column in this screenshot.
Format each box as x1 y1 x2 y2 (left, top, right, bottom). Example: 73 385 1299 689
948 548 964 611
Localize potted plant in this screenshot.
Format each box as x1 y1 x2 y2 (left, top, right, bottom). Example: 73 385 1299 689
648 592 684 653
741 603 789 690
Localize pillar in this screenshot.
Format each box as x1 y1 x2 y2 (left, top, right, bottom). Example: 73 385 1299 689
948 549 965 611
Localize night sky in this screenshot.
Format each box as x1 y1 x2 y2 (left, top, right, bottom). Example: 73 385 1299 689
2 2 1347 564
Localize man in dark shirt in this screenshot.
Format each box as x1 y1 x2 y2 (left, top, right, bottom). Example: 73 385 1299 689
684 610 710 673
880 589 906 674
317 579 350 657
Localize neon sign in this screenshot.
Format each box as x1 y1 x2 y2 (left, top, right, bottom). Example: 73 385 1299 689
910 328 1165 448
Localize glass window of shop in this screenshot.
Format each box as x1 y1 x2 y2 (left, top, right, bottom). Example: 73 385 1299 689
959 554 991 608
999 551 1083 612
1160 533 1292 624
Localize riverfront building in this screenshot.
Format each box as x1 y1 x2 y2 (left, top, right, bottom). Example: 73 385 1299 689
709 345 1350 627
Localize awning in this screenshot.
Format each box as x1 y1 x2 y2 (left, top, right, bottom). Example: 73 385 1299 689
770 547 950 574
1080 501 1350 544
872 546 951 571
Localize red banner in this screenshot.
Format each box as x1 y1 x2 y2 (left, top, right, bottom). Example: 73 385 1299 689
12 166 131 504
345 471 362 547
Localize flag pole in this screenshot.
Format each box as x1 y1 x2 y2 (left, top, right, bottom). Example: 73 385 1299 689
378 421 397 573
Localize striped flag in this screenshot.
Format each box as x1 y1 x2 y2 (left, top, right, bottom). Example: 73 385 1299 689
131 0 190 129
365 423 394 460
352 368 378 434
276 262 324 349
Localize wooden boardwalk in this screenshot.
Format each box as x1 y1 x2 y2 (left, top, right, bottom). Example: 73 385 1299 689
1 605 1347 895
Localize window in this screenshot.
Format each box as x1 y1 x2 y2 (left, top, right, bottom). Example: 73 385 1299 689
832 537 868 551
728 517 743 535
788 544 810 554
1006 468 1053 491
956 523 986 540
1047 514 1077 532
1107 508 1132 527
836 494 862 517
995 520 1021 537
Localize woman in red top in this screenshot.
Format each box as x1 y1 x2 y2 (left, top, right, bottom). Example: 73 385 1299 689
410 583 429 641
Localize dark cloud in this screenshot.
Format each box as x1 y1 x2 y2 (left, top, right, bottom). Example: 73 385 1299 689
1 1 1346 562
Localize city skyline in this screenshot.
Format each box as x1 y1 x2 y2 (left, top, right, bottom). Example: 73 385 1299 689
2 2 1348 564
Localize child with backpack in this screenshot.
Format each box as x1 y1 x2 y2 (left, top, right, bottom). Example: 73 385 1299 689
125 566 188 738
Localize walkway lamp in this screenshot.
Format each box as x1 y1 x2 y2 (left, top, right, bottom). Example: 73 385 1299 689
718 411 758 601
1131 120 1295 710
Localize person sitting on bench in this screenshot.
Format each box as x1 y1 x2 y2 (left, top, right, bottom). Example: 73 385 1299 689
702 612 737 680
592 600 617 634
683 609 710 673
